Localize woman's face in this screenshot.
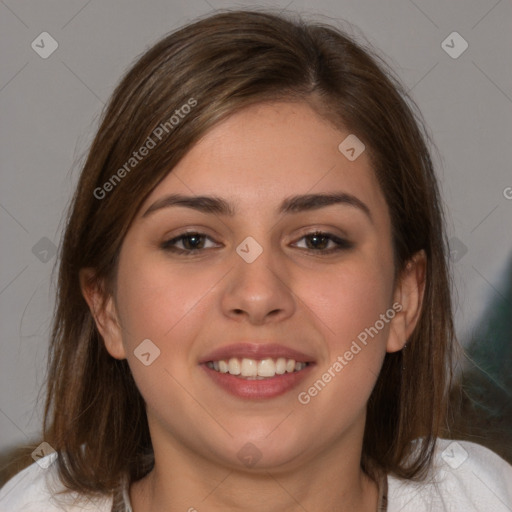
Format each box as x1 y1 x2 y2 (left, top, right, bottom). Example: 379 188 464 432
93 101 416 471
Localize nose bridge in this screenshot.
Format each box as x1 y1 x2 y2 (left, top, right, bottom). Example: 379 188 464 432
233 233 282 292
222 232 296 323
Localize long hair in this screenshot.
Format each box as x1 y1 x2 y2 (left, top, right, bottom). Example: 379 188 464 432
43 8 455 495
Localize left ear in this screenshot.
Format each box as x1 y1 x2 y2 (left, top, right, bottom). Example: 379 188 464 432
386 250 427 353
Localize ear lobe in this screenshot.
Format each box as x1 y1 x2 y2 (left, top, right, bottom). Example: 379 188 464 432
79 268 126 360
386 250 427 353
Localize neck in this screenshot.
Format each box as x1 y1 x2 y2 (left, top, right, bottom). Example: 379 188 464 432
130 427 379 512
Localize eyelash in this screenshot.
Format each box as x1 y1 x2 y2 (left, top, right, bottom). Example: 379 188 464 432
160 231 353 256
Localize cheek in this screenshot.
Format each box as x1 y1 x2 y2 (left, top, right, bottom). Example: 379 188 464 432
114 252 221 381
115 253 205 342
294 264 393 428
304 257 394 348
112 256 210 409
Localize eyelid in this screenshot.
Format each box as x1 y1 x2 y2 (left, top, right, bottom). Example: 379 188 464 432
291 224 351 241
160 228 353 255
291 232 352 251
160 230 219 251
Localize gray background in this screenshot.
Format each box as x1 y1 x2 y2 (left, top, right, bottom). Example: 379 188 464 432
1 0 511 455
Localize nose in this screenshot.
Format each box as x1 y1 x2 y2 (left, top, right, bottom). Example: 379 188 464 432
220 240 297 325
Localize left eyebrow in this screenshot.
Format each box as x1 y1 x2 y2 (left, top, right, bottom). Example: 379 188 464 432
141 192 373 223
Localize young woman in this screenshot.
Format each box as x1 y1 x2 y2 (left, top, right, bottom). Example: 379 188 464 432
1 9 511 512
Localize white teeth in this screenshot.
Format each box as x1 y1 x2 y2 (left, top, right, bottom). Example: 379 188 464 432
228 357 241 375
241 358 258 377
206 357 308 378
257 358 276 377
275 357 286 374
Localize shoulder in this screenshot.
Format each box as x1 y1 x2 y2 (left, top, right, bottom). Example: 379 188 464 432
388 438 512 512
0 453 113 511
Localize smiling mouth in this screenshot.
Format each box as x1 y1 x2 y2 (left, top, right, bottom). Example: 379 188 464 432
205 357 310 379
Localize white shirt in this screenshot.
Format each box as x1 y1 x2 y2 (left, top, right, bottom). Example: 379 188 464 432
1 439 511 511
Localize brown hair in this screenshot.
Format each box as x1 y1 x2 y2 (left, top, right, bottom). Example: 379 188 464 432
44 8 455 496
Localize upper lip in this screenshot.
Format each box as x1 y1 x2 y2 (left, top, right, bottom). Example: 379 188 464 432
199 342 316 364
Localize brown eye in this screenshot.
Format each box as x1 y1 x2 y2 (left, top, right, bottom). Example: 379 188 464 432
161 232 217 254
293 232 353 254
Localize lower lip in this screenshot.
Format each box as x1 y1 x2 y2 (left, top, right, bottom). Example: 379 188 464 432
200 363 315 399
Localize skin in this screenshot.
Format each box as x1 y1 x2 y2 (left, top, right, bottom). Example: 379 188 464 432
81 101 425 512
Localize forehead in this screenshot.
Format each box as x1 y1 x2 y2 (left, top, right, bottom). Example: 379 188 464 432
139 101 389 222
